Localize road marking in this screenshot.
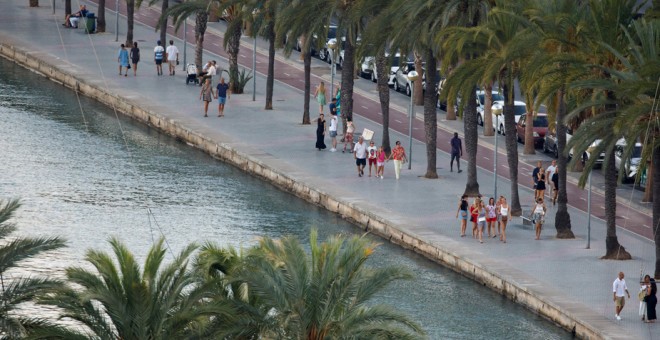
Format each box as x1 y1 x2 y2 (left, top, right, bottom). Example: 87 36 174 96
376 112 382 115
212 43 220 47
240 54 246 58
643 224 650 228
502 165 509 169
361 105 368 109
620 215 629 220
483 157 489 160
284 72 290 77
580 198 586 201
600 205 605 209
256 61 261 64
395 119 402 123
413 127 419 130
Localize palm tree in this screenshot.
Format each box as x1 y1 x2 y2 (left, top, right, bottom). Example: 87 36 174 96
231 230 425 339
97 0 106 33
126 0 136 46
38 238 227 339
0 199 66 338
166 1 210 71
146 0 169 47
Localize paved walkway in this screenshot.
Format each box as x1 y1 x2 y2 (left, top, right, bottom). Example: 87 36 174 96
1 1 658 339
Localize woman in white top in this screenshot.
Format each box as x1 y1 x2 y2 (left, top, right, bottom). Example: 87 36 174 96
641 274 651 321
530 197 547 240
497 196 509 243
328 113 338 151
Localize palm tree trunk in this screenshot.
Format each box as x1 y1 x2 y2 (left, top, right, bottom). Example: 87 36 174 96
194 12 207 69
376 54 391 154
502 82 521 216
554 89 574 238
125 0 135 47
227 20 242 93
340 36 355 122
29 0 38 7
302 47 311 125
413 52 423 105
653 145 660 278
446 98 457 120
483 83 494 136
97 0 106 33
463 88 480 196
423 51 438 179
265 22 275 110
602 152 631 259
159 0 169 49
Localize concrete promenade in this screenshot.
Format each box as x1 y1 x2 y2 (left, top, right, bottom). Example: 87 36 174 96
1 1 658 339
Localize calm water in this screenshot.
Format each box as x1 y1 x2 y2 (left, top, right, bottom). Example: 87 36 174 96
0 57 571 339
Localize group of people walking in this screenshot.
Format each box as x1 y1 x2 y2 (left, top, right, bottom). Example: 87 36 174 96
457 195 510 243
314 82 408 179
612 271 657 323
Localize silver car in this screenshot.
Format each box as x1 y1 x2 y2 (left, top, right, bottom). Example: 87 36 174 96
614 139 642 180
369 52 402 85
393 62 424 96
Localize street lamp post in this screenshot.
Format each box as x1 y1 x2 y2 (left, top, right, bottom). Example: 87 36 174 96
182 17 187 71
493 110 501 198
587 170 592 249
327 39 337 99
406 71 419 170
115 0 119 42
252 37 256 101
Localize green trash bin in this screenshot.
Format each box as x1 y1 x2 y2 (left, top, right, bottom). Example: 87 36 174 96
85 13 96 34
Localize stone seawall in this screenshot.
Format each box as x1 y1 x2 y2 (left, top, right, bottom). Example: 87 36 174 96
0 42 601 340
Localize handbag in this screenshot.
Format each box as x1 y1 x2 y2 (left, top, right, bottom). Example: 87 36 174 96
639 290 647 302
478 216 486 223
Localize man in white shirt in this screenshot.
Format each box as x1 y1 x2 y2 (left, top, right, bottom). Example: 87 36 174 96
612 271 630 320
165 40 179 76
328 110 338 152
546 160 557 197
200 61 217 86
353 136 367 177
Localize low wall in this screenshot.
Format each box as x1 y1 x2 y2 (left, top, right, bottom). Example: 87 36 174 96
0 43 600 340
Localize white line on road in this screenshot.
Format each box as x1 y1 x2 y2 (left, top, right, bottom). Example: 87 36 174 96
580 198 587 201
240 55 246 58
643 224 650 228
600 206 605 209
413 127 419 130
256 61 262 64
212 43 220 47
483 157 490 160
395 120 402 123
284 73 290 77
620 215 629 219
502 165 509 169
376 112 382 115
361 105 368 109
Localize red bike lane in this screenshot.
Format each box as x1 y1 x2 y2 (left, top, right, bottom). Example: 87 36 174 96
97 0 654 240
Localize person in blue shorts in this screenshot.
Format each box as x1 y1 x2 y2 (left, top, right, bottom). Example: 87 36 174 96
215 77 231 117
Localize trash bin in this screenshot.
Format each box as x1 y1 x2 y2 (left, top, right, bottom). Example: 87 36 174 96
85 13 96 34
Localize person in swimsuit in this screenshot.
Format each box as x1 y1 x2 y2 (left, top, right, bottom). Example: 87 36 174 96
530 197 547 240
498 196 510 243
456 195 469 237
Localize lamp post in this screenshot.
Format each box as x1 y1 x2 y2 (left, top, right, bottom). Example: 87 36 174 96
115 0 119 42
327 38 337 99
252 37 256 101
406 70 419 170
587 170 592 249
493 109 501 198
182 17 187 71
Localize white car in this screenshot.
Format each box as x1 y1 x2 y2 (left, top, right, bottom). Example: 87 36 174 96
360 56 374 78
614 139 641 179
491 100 527 135
476 90 504 126
370 52 402 86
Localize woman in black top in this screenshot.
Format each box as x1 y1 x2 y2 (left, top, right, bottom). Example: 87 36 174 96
315 113 326 150
130 42 140 76
535 168 546 200
646 278 657 322
551 166 559 205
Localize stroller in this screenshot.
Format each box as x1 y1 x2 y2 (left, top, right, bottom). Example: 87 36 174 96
185 64 199 85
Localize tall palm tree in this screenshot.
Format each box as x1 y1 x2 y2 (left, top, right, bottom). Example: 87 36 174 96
231 230 425 339
166 1 211 71
126 0 136 46
0 199 66 338
97 0 106 33
38 238 227 339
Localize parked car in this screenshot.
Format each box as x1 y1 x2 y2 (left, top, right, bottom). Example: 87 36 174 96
301 25 336 61
422 69 442 94
360 56 374 78
476 90 504 126
543 127 573 158
515 113 548 148
393 62 425 96
491 100 527 135
614 139 642 180
370 53 403 85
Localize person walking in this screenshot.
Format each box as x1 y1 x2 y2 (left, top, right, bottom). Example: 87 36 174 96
613 271 631 321
117 44 129 77
376 145 386 178
314 82 327 114
215 77 230 117
498 196 509 243
353 136 367 177
486 197 497 238
456 195 468 237
389 141 407 180
530 197 546 240
640 274 650 322
546 160 557 198
129 42 140 76
646 278 657 323
154 41 165 76
199 79 213 117
342 119 355 153
532 161 542 191
328 110 338 152
469 198 480 239
367 141 377 177
476 200 487 244
535 167 546 200
315 113 326 151
166 40 180 76
450 132 463 173
551 166 559 205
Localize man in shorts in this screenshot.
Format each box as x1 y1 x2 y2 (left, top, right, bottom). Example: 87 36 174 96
450 132 463 173
165 40 179 76
154 41 165 76
546 160 557 197
367 141 377 177
215 77 230 117
328 104 338 152
353 136 367 177
532 160 542 189
612 271 630 320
